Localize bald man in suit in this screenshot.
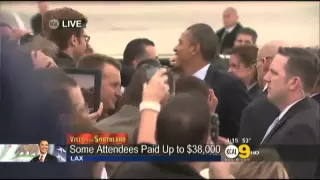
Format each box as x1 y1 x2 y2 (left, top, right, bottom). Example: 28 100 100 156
216 7 243 53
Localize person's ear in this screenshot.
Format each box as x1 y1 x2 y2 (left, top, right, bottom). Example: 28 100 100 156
70 34 78 46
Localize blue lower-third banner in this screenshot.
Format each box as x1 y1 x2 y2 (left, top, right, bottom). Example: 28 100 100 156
67 155 221 162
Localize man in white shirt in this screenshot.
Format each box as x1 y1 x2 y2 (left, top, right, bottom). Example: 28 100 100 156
260 47 320 179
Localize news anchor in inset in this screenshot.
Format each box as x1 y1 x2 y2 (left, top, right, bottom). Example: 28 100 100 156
30 140 58 162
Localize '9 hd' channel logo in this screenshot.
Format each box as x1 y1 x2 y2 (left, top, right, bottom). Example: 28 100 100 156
224 144 259 161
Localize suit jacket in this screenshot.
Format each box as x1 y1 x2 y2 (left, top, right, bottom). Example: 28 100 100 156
211 56 229 71
54 51 77 68
248 82 262 100
205 64 250 138
311 93 320 178
312 93 320 105
238 90 280 149
261 97 320 179
95 105 140 176
30 154 58 162
216 23 243 53
31 13 42 35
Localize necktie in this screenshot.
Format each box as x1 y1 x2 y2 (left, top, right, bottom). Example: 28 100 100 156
40 155 44 162
261 117 281 144
221 30 228 42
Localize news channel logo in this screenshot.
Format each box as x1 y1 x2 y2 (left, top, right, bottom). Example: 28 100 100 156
48 19 59 30
224 144 259 160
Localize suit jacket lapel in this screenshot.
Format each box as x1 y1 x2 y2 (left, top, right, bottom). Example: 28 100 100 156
262 97 310 144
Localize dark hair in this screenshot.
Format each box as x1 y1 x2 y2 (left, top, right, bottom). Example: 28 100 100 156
175 75 209 99
77 53 122 70
123 38 155 66
229 45 259 67
279 47 320 92
136 59 161 69
305 47 320 86
39 140 48 145
47 7 88 50
237 27 258 44
155 93 210 145
121 66 149 106
186 23 220 62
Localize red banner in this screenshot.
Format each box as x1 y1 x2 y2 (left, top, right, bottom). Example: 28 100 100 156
67 133 128 145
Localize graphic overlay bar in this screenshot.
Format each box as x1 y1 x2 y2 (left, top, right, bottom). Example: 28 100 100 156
67 144 222 156
223 144 320 162
67 155 222 162
67 133 128 145
0 144 66 162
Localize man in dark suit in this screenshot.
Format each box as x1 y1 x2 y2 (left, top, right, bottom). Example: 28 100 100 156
173 23 250 139
31 2 48 35
216 7 243 54
260 47 320 179
238 41 287 148
30 140 58 162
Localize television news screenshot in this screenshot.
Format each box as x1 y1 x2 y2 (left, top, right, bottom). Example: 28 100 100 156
0 1 319 179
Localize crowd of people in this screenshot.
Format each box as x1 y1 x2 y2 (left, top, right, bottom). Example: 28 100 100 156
0 2 320 179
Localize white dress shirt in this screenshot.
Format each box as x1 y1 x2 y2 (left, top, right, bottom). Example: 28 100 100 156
248 81 258 91
310 93 319 98
225 25 236 33
39 153 47 162
192 64 210 81
101 167 108 179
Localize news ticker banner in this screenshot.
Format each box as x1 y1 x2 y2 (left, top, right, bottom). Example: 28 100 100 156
0 144 66 162
66 133 320 162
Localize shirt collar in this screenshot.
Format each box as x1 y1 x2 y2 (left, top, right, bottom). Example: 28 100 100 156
310 93 320 98
278 98 304 120
192 64 210 81
39 153 47 159
248 81 258 91
226 25 236 33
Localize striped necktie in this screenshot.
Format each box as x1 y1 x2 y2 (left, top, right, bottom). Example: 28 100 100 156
261 117 281 144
